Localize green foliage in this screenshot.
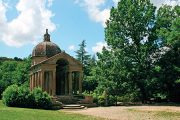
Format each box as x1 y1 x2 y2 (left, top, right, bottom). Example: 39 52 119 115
75 40 91 75
108 95 116 106
97 95 105 106
117 93 140 102
95 0 157 103
0 56 31 98
91 91 116 106
32 88 52 109
92 0 180 103
154 5 180 102
2 85 34 107
2 85 52 109
75 40 98 92
2 84 19 107
17 85 34 107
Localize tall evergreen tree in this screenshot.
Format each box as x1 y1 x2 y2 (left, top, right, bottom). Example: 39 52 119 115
75 40 91 76
75 40 98 92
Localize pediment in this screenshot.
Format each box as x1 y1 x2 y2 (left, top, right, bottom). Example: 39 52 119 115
40 52 82 67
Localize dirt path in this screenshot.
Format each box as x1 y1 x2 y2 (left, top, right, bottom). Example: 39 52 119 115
63 106 180 120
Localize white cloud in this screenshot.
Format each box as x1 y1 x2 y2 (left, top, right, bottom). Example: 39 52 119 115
0 0 56 47
151 0 180 8
75 0 180 27
0 1 7 38
75 0 110 27
92 42 107 53
68 45 76 51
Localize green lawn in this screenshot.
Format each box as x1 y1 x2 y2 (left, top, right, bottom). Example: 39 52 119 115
0 100 101 120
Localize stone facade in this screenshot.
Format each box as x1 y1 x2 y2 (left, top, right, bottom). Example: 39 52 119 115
30 29 83 97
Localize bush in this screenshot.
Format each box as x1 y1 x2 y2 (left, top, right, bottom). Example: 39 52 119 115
2 84 19 107
16 85 34 107
98 95 105 106
32 88 52 109
108 95 116 106
117 93 140 102
2 85 52 109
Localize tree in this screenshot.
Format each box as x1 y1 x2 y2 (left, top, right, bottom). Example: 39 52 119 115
75 40 91 76
154 5 180 102
97 0 158 103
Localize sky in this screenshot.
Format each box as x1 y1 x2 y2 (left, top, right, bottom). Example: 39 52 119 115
0 0 179 58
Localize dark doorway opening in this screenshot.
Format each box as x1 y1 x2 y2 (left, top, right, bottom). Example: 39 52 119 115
56 59 68 95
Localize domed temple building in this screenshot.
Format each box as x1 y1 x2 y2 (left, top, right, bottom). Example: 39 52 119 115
30 29 83 98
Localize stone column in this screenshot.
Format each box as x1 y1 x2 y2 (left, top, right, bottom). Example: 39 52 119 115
31 75 33 90
30 75 32 90
36 72 38 87
79 71 83 94
68 71 72 95
41 70 44 91
36 72 38 88
39 71 42 89
49 71 53 95
52 70 56 96
34 72 37 87
65 72 68 95
38 72 41 87
32 73 35 89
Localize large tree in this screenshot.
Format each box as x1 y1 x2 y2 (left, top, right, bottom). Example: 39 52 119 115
98 0 158 102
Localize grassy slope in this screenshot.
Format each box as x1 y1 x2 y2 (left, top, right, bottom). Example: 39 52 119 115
0 100 101 120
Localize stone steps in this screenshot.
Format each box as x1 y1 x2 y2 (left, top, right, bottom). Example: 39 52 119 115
62 104 86 109
52 95 96 109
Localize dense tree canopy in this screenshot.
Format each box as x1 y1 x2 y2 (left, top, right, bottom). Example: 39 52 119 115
94 0 180 103
0 56 31 98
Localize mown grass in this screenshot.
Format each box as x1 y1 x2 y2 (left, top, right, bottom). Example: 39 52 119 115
155 111 180 120
127 108 180 120
0 100 101 120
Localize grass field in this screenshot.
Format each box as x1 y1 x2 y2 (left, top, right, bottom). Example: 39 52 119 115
0 100 102 120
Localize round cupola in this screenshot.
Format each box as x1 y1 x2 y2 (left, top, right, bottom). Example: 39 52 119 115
32 29 61 58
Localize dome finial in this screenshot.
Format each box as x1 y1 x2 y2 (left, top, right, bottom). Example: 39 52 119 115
44 29 50 42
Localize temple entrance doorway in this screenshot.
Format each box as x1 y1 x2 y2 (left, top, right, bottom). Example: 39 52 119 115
56 59 68 95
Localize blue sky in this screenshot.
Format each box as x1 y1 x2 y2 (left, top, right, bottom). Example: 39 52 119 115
0 0 179 58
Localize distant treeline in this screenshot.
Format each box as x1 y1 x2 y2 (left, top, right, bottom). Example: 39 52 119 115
0 57 23 62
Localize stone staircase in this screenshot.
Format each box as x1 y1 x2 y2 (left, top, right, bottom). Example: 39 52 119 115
62 104 86 109
52 95 87 110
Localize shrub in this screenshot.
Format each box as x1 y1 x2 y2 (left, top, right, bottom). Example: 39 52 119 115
117 93 140 102
2 85 52 109
32 88 52 109
108 95 116 106
98 95 105 106
2 84 19 107
91 92 117 106
16 85 34 107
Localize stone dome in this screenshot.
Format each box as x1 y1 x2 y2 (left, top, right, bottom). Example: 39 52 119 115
32 29 61 58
